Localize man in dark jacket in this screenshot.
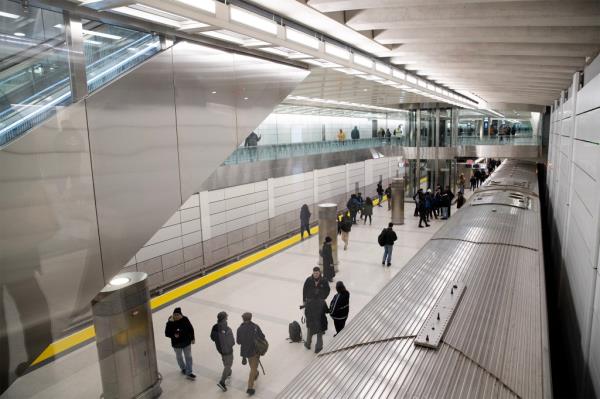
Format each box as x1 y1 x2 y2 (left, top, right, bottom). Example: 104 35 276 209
385 184 392 210
165 307 196 379
444 186 455 218
244 131 261 147
320 237 335 282
376 182 384 207
236 312 265 396
380 223 398 267
347 194 359 224
300 204 311 240
350 126 359 140
211 311 235 392
418 192 430 228
302 267 330 353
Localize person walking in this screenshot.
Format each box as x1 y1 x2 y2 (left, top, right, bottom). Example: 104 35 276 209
244 131 261 147
338 213 352 250
329 281 350 336
337 129 346 143
444 186 455 218
376 182 384 207
418 192 430 228
356 192 365 220
363 197 373 225
385 184 392 211
470 174 477 191
456 192 466 209
379 223 398 267
236 313 266 396
300 204 311 240
165 307 196 380
211 312 235 392
302 267 330 353
458 173 466 194
413 188 422 217
347 194 359 224
350 126 360 140
320 237 335 282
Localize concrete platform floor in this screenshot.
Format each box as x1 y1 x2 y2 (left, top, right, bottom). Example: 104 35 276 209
3 200 465 399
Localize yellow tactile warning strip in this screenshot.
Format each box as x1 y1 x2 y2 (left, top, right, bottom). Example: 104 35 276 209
31 195 389 368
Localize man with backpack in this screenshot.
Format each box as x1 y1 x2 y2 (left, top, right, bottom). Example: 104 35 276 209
378 223 398 267
236 312 267 396
338 212 352 250
211 311 235 392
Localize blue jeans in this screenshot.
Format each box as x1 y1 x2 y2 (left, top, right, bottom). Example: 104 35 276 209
174 345 193 375
382 245 393 264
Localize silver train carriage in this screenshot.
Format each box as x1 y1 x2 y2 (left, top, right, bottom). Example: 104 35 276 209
278 159 551 399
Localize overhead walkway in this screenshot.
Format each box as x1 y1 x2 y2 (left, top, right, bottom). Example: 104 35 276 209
4 200 467 399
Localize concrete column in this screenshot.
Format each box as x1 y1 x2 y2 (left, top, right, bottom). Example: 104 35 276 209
92 272 161 399
318 203 338 269
391 178 405 225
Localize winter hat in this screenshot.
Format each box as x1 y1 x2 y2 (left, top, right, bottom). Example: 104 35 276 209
217 311 228 322
173 307 182 315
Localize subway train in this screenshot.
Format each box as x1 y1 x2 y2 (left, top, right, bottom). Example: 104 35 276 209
278 159 551 399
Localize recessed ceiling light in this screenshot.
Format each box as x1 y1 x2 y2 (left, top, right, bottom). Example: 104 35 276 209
230 6 278 35
363 88 368 92
244 97 249 100
211 91 217 94
109 276 131 286
14 32 25 37
174 0 216 14
286 27 320 50
0 11 20 19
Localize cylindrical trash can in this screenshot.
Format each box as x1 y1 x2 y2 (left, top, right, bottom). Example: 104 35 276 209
92 272 162 399
391 178 405 225
318 203 339 270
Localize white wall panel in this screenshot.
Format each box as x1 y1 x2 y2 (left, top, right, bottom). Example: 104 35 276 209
208 189 225 203
146 224 182 246
573 140 600 181
589 279 600 396
574 108 600 144
181 194 199 209
181 230 202 247
136 237 183 263
180 206 200 222
576 72 600 115
224 183 254 199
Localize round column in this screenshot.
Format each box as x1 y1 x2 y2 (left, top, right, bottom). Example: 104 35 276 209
92 272 161 399
318 203 339 270
391 178 405 225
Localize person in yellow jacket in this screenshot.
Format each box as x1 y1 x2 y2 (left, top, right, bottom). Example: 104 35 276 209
337 129 346 143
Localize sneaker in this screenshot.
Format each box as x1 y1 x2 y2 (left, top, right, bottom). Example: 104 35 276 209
217 381 227 392
180 369 186 375
304 343 311 350
387 263 391 267
187 373 196 380
418 225 424 228
382 262 385 266
247 388 256 396
315 347 322 354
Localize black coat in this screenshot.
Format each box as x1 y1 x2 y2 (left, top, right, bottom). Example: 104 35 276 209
381 228 397 246
329 290 350 320
210 320 235 355
303 276 330 303
300 205 311 225
320 243 335 280
165 316 195 348
236 321 265 358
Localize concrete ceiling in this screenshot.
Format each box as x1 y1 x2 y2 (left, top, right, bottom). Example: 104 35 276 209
301 0 600 106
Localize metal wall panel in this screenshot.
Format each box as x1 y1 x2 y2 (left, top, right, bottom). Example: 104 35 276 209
86 48 181 282
0 102 103 389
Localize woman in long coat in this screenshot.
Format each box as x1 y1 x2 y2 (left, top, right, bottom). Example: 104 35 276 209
320 236 335 282
330 281 350 335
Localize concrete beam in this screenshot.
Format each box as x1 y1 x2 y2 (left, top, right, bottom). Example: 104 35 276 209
375 27 600 44
407 64 581 74
390 55 587 68
345 2 600 30
387 43 600 57
308 0 552 13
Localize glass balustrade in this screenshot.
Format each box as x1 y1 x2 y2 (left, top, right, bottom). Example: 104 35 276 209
0 0 161 147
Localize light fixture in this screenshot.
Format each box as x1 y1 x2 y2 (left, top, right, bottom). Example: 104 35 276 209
230 6 278 35
325 42 350 60
375 62 391 75
406 74 417 84
178 21 210 31
82 29 122 40
286 27 320 49
363 88 368 92
303 58 340 68
174 0 216 14
259 46 312 59
392 69 406 80
333 67 365 75
201 30 269 47
109 276 131 286
112 4 200 29
0 11 19 19
353 53 373 68
14 32 25 37
211 91 217 94
243 97 249 100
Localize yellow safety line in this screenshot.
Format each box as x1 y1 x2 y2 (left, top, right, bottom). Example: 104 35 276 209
31 196 392 367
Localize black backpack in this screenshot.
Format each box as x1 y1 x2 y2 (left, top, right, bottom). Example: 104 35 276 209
288 321 302 343
378 229 386 247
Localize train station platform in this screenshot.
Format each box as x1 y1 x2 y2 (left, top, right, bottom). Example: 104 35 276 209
3 199 466 399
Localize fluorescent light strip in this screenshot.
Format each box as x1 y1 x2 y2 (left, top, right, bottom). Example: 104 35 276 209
286 27 320 50
406 74 417 84
303 58 340 68
0 11 19 19
333 68 366 75
325 42 350 60
392 69 405 80
82 29 122 40
174 0 216 14
353 53 372 68
375 62 391 75
112 6 183 27
286 95 401 113
230 7 277 35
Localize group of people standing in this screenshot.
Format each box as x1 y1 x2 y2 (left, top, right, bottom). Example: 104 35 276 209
413 185 456 226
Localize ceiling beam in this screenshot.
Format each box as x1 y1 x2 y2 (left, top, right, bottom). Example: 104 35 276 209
375 27 600 45
390 55 587 68
386 43 600 57
345 2 600 30
308 0 553 13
